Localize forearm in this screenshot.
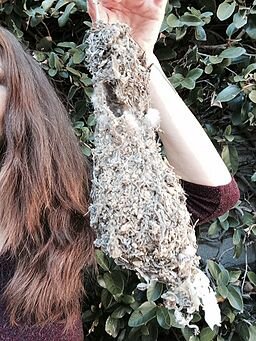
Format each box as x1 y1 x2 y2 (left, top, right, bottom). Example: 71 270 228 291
147 54 232 186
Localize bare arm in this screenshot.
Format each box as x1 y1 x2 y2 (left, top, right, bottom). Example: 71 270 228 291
148 54 232 187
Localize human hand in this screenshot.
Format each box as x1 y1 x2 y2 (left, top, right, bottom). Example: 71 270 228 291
87 0 168 55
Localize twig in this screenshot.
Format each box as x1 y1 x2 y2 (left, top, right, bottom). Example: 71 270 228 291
236 173 256 196
42 21 51 39
228 329 235 341
235 29 246 41
241 242 248 295
217 245 235 262
205 29 227 43
199 44 228 51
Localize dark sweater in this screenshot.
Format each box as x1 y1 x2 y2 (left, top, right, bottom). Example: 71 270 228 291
0 176 240 340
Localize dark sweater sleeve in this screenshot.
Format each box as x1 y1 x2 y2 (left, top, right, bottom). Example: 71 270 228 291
180 176 240 226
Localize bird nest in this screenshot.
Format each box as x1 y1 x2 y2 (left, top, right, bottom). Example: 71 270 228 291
86 21 221 331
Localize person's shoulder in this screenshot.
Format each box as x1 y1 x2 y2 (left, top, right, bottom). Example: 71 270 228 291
180 176 240 225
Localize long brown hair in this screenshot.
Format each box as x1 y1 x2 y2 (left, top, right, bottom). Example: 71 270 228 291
0 27 97 329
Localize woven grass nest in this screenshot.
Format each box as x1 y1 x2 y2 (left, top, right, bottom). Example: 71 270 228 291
86 20 221 331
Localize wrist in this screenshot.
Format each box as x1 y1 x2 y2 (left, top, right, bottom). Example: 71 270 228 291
144 52 157 67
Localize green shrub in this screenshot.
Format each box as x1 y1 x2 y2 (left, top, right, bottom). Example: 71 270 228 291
0 1 255 340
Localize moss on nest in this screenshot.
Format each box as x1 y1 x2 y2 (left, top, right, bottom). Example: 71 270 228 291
86 21 221 331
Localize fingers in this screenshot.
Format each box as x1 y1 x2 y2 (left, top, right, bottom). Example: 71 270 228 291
154 0 168 4
87 0 97 22
154 0 168 8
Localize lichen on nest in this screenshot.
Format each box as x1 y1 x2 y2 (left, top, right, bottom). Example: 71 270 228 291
86 20 221 331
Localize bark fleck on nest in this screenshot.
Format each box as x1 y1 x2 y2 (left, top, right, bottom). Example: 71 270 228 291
86 21 221 331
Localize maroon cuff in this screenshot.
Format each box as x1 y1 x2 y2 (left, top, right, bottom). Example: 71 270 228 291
180 176 240 225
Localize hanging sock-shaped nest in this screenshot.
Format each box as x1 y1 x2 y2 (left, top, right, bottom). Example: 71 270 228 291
86 20 221 331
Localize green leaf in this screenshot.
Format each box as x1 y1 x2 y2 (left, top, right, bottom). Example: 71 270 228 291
227 285 244 311
187 68 204 80
220 219 229 231
119 294 135 304
181 78 196 89
75 0 87 11
48 52 57 69
58 3 76 27
247 272 256 286
191 312 202 323
147 280 163 302
223 307 236 323
55 0 71 11
219 47 246 59
155 47 176 61
244 63 256 77
241 212 254 226
226 23 238 38
182 327 195 341
68 85 79 100
251 172 256 182
252 226 256 235
249 325 256 341
128 302 157 327
209 55 224 64
166 14 184 28
72 50 85 64
84 86 94 98
95 249 110 271
81 144 91 156
200 326 217 341
233 229 242 245
221 145 239 174
48 68 57 77
97 274 106 288
249 90 256 103
208 220 221 236
218 211 229 222
142 321 159 340
111 306 132 319
217 1 236 21
205 64 213 74
229 270 241 283
236 322 250 341
218 284 229 298
176 26 187 40
57 41 77 48
169 73 184 88
87 114 96 126
216 85 241 102
207 260 221 281
217 269 230 286
180 14 203 26
246 15 256 40
226 22 239 38
156 307 173 330
101 288 115 309
234 240 243 259
66 66 81 77
195 26 207 41
104 271 125 296
34 51 46 62
42 0 55 11
233 11 248 29
105 316 120 338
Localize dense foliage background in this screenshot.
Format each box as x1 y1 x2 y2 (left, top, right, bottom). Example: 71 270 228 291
0 0 256 340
